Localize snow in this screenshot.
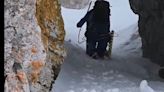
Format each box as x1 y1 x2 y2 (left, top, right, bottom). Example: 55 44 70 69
140 80 155 92
52 35 164 92
52 0 164 92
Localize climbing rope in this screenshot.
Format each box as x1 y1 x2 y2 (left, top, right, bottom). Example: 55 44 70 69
78 28 86 44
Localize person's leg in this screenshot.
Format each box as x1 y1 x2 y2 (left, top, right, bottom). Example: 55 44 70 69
159 67 164 79
86 39 97 56
86 39 90 55
97 39 108 58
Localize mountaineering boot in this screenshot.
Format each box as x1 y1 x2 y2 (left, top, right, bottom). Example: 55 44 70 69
104 51 111 59
91 52 99 59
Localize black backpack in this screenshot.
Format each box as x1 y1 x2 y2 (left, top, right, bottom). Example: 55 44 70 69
85 1 110 38
92 1 110 23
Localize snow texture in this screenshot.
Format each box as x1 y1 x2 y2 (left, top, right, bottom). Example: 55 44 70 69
52 28 164 92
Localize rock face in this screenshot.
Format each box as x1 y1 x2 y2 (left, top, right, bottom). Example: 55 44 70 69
129 0 164 66
4 0 66 91
60 0 89 9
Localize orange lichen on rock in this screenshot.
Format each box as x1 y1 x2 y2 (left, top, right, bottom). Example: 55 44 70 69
31 70 40 84
31 60 44 70
16 70 26 84
30 60 44 83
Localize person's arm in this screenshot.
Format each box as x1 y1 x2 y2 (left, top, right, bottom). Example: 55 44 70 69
76 10 92 27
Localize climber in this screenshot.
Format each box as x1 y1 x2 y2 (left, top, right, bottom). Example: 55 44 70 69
76 0 111 59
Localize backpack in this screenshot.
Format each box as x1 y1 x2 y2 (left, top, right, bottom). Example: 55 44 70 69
85 1 110 39
92 1 110 23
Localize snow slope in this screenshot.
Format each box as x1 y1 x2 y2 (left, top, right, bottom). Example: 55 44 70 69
52 0 164 92
52 24 164 92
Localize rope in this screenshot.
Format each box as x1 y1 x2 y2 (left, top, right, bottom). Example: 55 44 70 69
78 28 86 44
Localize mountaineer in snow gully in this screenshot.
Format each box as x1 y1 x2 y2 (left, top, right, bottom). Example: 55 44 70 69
77 0 112 59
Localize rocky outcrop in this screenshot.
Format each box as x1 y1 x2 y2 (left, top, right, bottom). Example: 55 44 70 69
60 0 89 9
129 0 164 66
4 0 66 91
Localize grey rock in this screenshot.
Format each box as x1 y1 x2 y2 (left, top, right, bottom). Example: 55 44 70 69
129 0 164 66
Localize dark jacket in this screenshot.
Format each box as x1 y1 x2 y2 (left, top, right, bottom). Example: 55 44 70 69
77 1 110 41
77 9 94 32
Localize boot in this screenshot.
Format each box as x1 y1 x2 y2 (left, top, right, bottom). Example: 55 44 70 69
91 52 99 59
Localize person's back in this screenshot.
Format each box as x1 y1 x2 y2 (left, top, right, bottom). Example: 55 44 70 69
77 0 110 36
92 0 110 23
90 0 110 35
